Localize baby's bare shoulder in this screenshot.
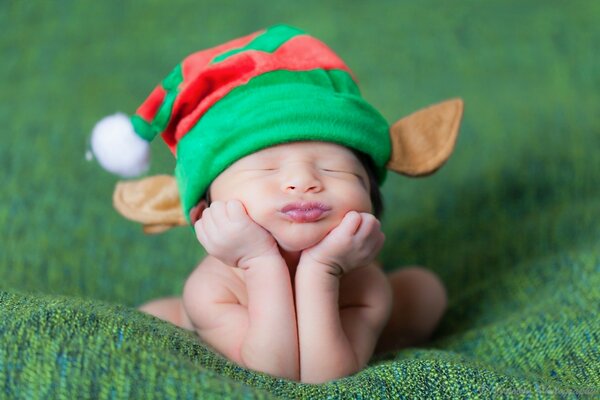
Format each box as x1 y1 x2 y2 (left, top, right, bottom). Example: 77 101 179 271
182 256 251 359
339 262 392 307
184 256 248 307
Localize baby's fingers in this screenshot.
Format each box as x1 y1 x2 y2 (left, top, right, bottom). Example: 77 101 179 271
354 213 382 237
199 205 221 235
208 201 228 220
336 211 363 236
226 199 248 220
194 219 212 247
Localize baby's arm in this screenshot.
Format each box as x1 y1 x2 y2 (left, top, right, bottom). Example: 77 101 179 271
186 200 299 380
294 211 390 383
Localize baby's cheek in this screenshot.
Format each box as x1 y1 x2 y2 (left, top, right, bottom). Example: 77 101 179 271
328 210 348 228
243 207 278 237
331 181 372 211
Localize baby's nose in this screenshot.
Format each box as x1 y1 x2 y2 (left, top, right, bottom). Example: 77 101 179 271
281 167 323 193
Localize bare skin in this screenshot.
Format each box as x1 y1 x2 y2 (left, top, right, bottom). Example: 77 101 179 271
139 142 447 383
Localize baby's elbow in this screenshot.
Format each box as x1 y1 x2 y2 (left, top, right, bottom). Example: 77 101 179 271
181 274 225 329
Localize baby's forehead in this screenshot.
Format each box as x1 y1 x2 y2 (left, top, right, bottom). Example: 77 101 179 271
245 141 358 161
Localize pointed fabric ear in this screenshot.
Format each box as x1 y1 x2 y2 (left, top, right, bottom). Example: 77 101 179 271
387 98 464 176
113 175 188 234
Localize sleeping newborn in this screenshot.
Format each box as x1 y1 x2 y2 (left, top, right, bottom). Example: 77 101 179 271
140 141 447 383
90 24 462 383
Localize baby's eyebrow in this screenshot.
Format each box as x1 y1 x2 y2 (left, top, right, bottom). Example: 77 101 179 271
244 159 277 167
319 158 363 169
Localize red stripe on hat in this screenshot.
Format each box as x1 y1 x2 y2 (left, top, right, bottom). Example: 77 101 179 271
136 86 167 123
134 30 262 137
182 30 263 78
161 34 352 153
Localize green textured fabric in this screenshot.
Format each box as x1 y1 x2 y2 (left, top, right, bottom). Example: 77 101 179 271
2 1 600 399
176 68 390 221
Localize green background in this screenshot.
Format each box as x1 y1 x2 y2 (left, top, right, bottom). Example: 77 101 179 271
1 1 599 398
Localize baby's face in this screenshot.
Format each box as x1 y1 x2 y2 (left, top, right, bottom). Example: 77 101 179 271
209 141 373 252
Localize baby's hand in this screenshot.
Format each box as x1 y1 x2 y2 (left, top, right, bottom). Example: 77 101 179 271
300 211 385 276
194 200 279 268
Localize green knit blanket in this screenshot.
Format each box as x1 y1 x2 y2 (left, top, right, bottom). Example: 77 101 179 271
2 2 599 398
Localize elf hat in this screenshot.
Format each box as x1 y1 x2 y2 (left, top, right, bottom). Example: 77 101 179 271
90 24 464 233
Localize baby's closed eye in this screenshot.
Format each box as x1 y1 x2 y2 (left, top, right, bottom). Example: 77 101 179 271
238 163 279 173
320 167 362 179
321 168 353 174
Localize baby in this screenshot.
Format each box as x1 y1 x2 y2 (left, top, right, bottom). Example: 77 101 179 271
91 25 463 383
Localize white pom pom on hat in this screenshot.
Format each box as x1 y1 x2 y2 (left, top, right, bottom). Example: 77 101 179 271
90 113 150 178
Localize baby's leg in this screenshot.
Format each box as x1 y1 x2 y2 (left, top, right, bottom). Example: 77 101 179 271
375 267 447 354
138 297 194 331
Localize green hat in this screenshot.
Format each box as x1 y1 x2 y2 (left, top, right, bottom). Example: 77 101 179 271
90 24 391 222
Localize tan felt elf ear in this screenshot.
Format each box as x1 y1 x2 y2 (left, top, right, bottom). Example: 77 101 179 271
113 175 187 234
387 98 464 176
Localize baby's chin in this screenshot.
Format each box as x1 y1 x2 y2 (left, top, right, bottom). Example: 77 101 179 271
270 225 330 252
275 237 322 252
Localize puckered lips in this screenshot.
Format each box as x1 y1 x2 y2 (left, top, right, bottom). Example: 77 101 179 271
279 201 332 223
